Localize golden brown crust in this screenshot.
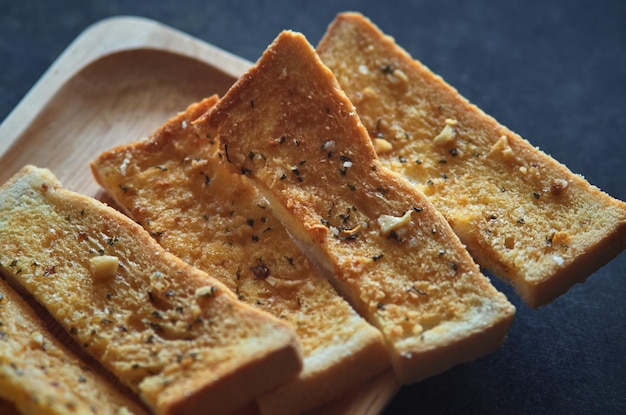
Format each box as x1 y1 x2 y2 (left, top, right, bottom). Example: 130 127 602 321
196 30 515 384
91 95 389 415
0 165 302 415
316 12 626 307
0 278 148 415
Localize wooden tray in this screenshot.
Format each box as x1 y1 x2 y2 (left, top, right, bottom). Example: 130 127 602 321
0 16 398 414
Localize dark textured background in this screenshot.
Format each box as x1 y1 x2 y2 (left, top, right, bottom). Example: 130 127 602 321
1 1 625 414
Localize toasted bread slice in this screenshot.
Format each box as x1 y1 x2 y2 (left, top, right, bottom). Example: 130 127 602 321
0 278 148 415
195 30 515 384
0 165 302 415
90 96 390 415
316 12 626 307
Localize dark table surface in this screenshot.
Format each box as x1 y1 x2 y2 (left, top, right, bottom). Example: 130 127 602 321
2 1 625 414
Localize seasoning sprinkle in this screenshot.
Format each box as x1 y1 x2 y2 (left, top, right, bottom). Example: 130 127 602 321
252 263 270 279
224 144 231 163
407 285 427 296
380 64 394 75
200 171 211 185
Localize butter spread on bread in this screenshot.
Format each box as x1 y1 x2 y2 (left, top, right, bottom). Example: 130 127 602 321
90 96 390 414
0 165 302 415
0 278 148 415
195 30 515 384
316 12 626 307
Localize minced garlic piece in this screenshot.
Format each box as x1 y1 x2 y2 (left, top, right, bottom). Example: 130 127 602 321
444 118 458 127
378 210 413 235
89 255 119 280
392 68 408 83
120 157 130 176
362 86 378 99
490 135 515 161
195 285 217 299
433 119 458 146
551 178 569 195
373 138 393 154
29 331 45 349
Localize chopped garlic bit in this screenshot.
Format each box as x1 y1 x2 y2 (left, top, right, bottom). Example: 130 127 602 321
550 178 569 195
89 255 119 280
29 332 45 348
433 122 457 146
378 210 413 235
322 140 336 151
195 285 217 299
553 255 564 266
343 160 353 168
392 68 408 83
181 120 188 129
362 86 378 99
489 135 515 160
373 138 393 154
265 276 303 288
191 158 208 169
358 64 369 75
120 157 130 176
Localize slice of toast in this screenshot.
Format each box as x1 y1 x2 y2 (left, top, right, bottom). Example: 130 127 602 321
316 12 626 307
0 278 148 415
90 96 390 415
195 30 515 384
0 165 302 415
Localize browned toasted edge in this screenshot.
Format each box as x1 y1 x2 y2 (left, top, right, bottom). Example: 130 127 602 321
520 220 626 307
163 337 301 415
